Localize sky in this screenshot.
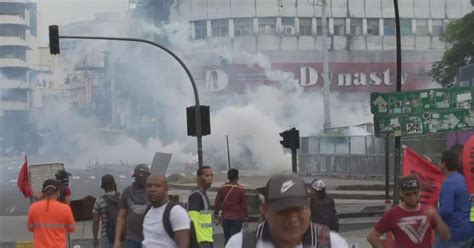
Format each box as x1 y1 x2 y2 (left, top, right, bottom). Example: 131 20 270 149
36 0 129 45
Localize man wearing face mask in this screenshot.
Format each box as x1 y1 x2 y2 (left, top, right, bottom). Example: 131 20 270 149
114 164 150 248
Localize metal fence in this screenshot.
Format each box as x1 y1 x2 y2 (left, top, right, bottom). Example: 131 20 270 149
298 133 447 177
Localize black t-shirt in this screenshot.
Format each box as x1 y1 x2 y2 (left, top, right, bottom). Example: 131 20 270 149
119 184 149 241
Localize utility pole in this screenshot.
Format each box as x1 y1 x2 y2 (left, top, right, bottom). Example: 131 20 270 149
393 0 402 205
321 0 331 130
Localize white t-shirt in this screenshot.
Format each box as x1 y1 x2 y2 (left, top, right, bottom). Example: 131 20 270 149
225 231 349 248
142 203 190 248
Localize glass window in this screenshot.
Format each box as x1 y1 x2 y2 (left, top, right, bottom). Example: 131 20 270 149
258 17 276 35
299 17 312 36
333 18 346 35
367 18 380 35
194 20 207 39
416 20 428 36
281 17 295 35
316 18 329 35
234 18 253 37
350 19 363 35
400 19 412 35
211 19 228 37
0 25 25 39
0 47 26 60
431 19 444 35
384 19 396 36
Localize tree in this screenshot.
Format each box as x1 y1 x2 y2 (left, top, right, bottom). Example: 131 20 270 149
429 11 474 86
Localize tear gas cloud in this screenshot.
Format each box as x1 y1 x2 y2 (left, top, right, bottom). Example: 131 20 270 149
20 9 372 173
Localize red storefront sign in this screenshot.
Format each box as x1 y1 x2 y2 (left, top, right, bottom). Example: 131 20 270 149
203 62 435 93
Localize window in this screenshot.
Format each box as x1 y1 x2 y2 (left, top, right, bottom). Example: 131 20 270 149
299 18 312 36
384 19 396 35
350 19 363 35
211 19 228 37
416 20 428 36
333 18 346 35
234 18 253 36
400 19 412 35
0 26 25 39
194 21 207 39
0 47 25 60
258 17 276 35
1 89 27 102
316 18 329 35
367 18 380 35
281 17 295 35
431 19 444 35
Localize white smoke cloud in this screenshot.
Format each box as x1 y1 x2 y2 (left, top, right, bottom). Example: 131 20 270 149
23 7 372 174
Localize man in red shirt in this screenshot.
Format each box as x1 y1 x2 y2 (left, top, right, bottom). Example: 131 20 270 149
213 169 248 244
28 179 76 247
367 175 451 248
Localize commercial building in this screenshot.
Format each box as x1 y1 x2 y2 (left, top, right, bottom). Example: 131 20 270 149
0 0 38 154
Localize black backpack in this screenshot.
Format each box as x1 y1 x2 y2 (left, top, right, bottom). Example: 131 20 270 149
103 193 120 242
145 201 200 248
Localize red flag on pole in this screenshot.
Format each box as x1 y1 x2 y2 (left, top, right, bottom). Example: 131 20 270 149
403 147 444 206
462 136 474 194
17 156 32 198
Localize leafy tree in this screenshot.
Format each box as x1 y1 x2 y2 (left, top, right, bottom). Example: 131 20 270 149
429 11 474 86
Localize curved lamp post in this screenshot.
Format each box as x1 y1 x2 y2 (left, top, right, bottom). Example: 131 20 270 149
49 25 204 168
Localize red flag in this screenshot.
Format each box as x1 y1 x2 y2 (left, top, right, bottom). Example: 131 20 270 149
462 136 474 194
403 147 444 206
17 156 32 198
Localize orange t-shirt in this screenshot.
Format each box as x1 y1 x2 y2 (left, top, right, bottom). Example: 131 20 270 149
27 199 76 248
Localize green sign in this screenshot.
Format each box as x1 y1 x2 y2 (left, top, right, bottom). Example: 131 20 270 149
370 87 473 115
372 87 474 136
374 109 474 136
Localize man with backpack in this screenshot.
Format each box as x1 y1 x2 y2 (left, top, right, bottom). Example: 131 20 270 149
114 164 150 248
92 174 120 248
142 174 193 248
226 173 348 247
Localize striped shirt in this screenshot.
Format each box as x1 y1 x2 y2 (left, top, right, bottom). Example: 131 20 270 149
92 191 118 238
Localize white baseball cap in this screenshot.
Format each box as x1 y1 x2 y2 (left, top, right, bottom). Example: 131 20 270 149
310 179 326 191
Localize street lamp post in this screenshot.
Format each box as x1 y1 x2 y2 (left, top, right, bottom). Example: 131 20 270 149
48 25 204 168
308 0 332 130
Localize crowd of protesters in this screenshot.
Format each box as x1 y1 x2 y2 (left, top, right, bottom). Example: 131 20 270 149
25 142 474 248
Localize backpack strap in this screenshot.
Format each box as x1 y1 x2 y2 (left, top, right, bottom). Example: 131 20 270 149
163 201 180 239
241 226 258 248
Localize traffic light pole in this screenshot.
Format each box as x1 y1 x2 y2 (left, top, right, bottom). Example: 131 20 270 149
51 32 204 168
291 148 297 173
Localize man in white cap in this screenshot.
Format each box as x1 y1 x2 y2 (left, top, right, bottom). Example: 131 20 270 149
309 178 339 231
226 173 348 248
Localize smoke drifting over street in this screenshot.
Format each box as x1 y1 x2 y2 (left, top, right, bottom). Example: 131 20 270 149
15 4 372 173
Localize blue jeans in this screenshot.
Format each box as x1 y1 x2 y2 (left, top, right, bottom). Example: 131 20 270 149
100 236 113 248
222 219 243 244
124 239 142 248
435 235 473 248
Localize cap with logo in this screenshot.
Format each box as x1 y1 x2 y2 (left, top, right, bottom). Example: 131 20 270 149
132 163 150 177
310 179 326 191
264 173 309 212
400 175 421 193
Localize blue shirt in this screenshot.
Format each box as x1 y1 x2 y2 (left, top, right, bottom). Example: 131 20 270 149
438 172 473 241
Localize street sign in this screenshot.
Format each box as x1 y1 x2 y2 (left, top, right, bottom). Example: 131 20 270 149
370 87 473 115
372 87 474 137
374 109 474 136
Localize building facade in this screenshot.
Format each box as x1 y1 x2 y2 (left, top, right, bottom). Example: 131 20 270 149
0 0 38 155
132 0 473 94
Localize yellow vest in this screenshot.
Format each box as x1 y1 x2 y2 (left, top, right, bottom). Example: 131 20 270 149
470 194 474 222
188 189 213 243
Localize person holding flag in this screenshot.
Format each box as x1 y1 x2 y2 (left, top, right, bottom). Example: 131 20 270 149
17 155 32 199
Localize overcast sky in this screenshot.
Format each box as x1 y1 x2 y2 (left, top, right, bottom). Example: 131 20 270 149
36 0 129 45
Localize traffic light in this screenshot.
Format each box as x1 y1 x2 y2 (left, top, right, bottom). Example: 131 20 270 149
49 25 60 54
186 105 211 136
279 128 300 150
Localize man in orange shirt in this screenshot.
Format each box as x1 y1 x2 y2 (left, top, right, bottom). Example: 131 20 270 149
27 179 76 247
